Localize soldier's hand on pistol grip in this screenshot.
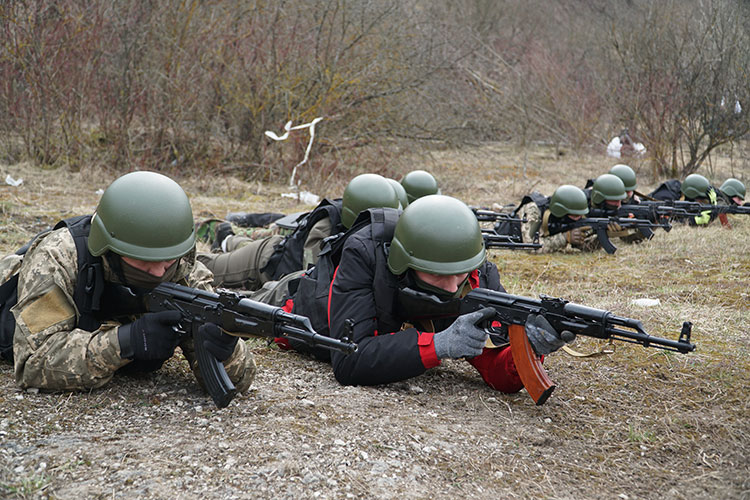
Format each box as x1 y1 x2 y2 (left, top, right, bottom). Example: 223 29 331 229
200 322 239 362
117 310 183 361
433 307 495 360
525 313 576 356
565 227 585 246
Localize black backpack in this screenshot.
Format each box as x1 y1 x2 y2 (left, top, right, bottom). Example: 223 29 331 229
648 179 683 201
289 207 401 361
0 216 104 362
261 199 343 280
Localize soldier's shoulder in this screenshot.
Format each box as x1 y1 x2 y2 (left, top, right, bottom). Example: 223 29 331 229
181 249 213 291
518 202 541 218
23 227 77 263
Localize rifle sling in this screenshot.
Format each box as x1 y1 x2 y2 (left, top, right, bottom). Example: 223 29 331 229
562 343 616 358
541 210 551 237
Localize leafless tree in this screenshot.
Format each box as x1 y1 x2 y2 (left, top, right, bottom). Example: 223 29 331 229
607 0 750 177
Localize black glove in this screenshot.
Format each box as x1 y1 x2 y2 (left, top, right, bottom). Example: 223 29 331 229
199 322 239 362
525 313 576 356
118 310 183 361
434 307 495 359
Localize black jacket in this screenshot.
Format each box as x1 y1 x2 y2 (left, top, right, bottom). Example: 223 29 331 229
325 221 512 387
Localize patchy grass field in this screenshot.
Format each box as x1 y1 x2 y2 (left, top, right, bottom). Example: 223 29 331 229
1 145 748 499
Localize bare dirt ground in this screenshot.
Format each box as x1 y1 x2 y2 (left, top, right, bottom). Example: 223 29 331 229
1 145 749 499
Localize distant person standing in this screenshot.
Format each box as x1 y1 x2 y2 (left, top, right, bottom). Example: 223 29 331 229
607 129 646 159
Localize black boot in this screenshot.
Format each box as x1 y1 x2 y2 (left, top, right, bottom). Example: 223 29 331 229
226 212 285 227
211 222 235 252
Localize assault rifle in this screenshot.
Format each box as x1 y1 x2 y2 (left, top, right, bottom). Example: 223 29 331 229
623 200 749 227
591 205 676 231
398 286 695 405
482 231 542 250
547 216 665 254
660 200 750 218
111 282 357 408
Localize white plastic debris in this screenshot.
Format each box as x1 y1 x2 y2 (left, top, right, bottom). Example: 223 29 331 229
5 174 23 187
281 191 320 205
265 117 324 187
632 298 661 307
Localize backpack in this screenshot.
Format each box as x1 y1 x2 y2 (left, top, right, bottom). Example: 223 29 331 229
0 215 104 362
648 179 683 202
261 199 343 280
289 207 401 361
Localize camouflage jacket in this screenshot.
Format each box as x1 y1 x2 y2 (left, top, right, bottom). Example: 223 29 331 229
12 227 255 393
518 203 600 253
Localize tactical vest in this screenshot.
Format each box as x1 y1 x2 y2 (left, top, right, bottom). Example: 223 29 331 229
261 199 344 280
494 191 550 239
291 207 401 362
0 215 106 362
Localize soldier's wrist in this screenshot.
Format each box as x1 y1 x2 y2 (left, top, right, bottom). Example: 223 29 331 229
117 324 135 360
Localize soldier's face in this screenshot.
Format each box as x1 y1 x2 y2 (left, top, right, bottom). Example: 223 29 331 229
732 195 743 205
414 271 469 293
121 256 177 277
604 199 622 209
568 214 583 221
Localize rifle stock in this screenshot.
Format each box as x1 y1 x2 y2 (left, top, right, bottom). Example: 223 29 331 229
482 232 542 250
471 207 521 222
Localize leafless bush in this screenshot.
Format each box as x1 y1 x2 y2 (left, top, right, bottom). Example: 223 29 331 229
0 0 473 180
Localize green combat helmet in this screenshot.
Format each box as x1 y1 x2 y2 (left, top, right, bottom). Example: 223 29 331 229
591 174 627 206
340 173 400 229
719 178 746 200
88 171 196 261
400 170 440 204
681 174 711 200
388 195 485 275
387 178 409 209
609 164 637 191
549 185 590 218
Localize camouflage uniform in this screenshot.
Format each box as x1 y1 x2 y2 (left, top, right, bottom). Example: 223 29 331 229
518 203 599 253
12 227 256 393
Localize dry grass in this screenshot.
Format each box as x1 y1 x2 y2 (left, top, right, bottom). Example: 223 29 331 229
1 145 748 499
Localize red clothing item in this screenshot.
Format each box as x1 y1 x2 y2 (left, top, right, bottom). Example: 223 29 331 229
272 298 296 350
417 331 440 369
468 346 524 393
